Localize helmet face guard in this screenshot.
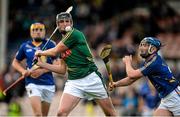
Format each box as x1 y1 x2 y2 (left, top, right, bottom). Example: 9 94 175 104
139 37 162 58
30 23 45 42
56 12 72 22
141 37 161 50
56 12 73 34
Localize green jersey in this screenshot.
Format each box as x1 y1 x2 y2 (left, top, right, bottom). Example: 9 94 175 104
61 28 98 80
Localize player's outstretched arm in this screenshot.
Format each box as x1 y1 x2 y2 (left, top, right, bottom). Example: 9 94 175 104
35 41 68 57
109 76 140 91
35 48 57 57
109 55 144 90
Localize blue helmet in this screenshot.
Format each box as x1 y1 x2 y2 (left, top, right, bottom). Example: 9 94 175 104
141 37 162 50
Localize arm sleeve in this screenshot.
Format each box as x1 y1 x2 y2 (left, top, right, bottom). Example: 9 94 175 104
15 43 26 61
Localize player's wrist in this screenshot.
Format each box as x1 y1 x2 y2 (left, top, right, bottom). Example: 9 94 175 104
21 69 27 75
38 52 42 56
35 50 43 56
114 82 118 88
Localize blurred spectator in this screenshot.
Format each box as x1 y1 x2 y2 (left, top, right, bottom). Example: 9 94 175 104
83 99 97 116
138 80 160 116
120 86 139 116
0 72 5 102
7 99 22 116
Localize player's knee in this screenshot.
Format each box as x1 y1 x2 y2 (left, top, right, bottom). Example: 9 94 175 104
104 110 117 116
34 112 42 116
102 104 117 116
57 109 69 116
32 108 42 116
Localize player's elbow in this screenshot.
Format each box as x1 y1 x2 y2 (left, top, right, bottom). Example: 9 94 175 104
128 77 137 85
12 59 15 68
55 66 66 75
127 72 136 78
61 70 66 75
127 69 142 79
12 59 19 68
55 70 66 76
59 66 66 75
126 73 139 84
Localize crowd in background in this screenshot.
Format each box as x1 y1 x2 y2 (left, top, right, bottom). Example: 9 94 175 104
0 0 180 116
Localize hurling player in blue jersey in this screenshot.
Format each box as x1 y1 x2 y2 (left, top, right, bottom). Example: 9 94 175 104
11 23 64 116
109 37 180 116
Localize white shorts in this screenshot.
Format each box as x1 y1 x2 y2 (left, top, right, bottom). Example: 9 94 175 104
158 86 180 115
25 83 55 103
64 72 108 100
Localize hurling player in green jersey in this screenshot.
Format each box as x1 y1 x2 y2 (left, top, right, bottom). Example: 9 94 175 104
35 11 116 116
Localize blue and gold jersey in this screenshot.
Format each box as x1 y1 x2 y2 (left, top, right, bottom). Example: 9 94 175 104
15 39 56 86
140 53 179 98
